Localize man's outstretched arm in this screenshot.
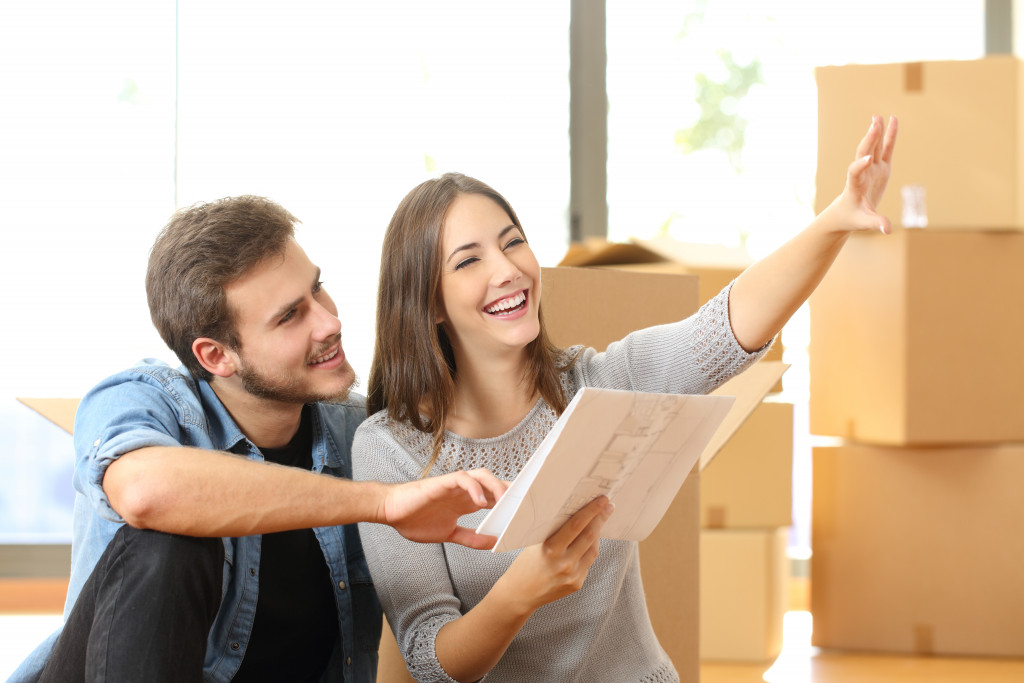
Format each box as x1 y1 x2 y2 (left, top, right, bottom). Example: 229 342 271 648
104 446 505 549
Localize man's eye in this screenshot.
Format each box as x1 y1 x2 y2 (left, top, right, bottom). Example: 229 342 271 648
313 280 324 294
455 257 479 271
279 310 296 324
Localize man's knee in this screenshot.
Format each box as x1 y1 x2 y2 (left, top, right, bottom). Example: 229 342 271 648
111 525 223 594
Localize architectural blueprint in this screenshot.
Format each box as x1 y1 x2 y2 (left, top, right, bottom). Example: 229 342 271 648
477 388 735 552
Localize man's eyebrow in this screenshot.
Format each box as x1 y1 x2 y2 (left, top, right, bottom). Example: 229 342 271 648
445 225 519 264
267 268 321 324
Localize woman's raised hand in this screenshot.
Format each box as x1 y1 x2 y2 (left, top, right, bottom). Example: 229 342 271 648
837 114 899 234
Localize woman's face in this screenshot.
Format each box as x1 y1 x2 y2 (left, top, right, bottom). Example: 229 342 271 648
436 192 541 362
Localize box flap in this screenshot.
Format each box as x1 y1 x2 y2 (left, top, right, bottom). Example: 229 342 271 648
632 236 753 270
700 361 789 471
559 236 752 270
16 397 81 435
558 240 665 267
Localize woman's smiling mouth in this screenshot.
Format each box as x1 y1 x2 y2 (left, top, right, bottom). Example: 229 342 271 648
484 291 527 316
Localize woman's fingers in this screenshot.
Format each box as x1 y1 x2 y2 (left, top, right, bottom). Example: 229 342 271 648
545 495 612 552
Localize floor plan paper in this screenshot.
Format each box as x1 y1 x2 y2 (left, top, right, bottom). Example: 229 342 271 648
477 388 735 552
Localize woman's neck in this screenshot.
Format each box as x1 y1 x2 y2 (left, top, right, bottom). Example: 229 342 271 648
447 348 537 439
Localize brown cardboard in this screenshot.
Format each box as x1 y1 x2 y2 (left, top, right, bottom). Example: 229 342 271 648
700 527 788 662
704 362 788 472
560 237 754 309
556 240 785 387
16 397 80 434
541 265 700 352
378 619 415 682
812 444 1024 657
701 401 793 529
815 57 1024 230
808 230 1024 445
541 265 702 680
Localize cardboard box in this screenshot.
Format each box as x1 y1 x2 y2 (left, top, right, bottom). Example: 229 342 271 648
812 444 1024 657
541 266 784 680
559 238 785 389
16 397 79 434
808 230 1024 445
701 401 793 529
700 527 788 662
815 57 1024 231
560 237 754 309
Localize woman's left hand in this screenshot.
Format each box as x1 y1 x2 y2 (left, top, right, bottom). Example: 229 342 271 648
836 114 898 234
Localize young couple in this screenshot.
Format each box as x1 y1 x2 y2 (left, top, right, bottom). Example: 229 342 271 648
13 115 895 682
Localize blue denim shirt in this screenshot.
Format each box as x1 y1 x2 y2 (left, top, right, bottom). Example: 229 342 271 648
10 359 383 683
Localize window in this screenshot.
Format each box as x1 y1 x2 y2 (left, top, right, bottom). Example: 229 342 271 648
606 0 985 558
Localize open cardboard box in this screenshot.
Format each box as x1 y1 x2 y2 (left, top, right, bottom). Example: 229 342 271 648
559 238 785 392
19 266 788 682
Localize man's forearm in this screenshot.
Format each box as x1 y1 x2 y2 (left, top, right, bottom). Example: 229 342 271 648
104 446 389 537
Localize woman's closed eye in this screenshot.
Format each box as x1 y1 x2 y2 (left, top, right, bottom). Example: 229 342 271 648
454 256 480 271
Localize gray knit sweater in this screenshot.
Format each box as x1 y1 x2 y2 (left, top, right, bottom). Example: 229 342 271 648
353 285 769 682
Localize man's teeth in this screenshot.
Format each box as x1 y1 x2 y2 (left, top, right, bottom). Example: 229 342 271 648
486 292 526 313
310 348 339 365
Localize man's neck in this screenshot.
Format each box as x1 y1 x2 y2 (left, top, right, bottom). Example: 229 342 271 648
208 378 305 449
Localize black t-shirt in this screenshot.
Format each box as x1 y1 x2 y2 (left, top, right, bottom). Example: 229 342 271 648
232 406 339 682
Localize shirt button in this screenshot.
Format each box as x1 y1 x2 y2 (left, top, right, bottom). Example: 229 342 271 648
346 657 352 666
338 581 346 590
249 568 256 577
93 439 101 447
231 642 241 651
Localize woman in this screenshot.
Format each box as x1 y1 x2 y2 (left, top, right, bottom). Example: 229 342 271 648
354 115 898 682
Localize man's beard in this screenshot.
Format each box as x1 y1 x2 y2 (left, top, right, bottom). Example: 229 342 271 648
236 357 356 405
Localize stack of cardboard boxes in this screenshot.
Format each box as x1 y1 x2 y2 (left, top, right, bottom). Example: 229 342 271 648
808 57 1024 657
559 243 796 663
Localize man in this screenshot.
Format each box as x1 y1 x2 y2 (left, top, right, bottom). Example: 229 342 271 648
11 195 505 682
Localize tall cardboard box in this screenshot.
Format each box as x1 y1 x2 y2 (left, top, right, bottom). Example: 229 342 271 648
815 57 1024 230
812 444 1024 657
543 266 703 680
701 401 793 530
700 527 788 662
808 230 1024 445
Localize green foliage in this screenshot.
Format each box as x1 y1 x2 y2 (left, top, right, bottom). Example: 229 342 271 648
675 49 763 171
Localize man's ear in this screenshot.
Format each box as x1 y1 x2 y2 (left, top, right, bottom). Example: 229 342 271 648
192 337 239 378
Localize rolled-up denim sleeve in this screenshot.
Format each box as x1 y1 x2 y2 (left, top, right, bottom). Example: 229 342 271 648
72 369 189 523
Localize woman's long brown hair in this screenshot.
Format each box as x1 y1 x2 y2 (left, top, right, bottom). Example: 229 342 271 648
367 173 574 474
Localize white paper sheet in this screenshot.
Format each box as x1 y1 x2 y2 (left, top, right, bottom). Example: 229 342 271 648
477 388 735 552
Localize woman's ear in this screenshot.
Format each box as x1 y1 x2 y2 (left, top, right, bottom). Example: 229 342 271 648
192 337 239 378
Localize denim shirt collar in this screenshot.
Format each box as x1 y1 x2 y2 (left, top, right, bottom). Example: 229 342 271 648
195 379 250 455
194 379 346 473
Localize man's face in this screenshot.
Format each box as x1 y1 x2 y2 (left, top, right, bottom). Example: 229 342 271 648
223 239 356 405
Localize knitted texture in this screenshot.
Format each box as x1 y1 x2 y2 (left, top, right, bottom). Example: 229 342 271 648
353 284 770 682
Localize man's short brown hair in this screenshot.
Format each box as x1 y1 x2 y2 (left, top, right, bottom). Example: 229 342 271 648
145 195 298 381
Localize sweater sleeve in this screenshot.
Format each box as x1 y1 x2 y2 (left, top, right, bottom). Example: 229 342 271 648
351 417 463 683
573 281 773 395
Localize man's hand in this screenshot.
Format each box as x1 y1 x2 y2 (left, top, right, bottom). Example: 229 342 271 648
379 469 508 549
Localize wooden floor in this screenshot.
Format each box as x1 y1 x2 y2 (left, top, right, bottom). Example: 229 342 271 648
701 610 1024 683
701 578 1024 683
4 578 1024 682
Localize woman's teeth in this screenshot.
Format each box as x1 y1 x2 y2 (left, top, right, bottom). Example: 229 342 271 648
485 292 526 314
